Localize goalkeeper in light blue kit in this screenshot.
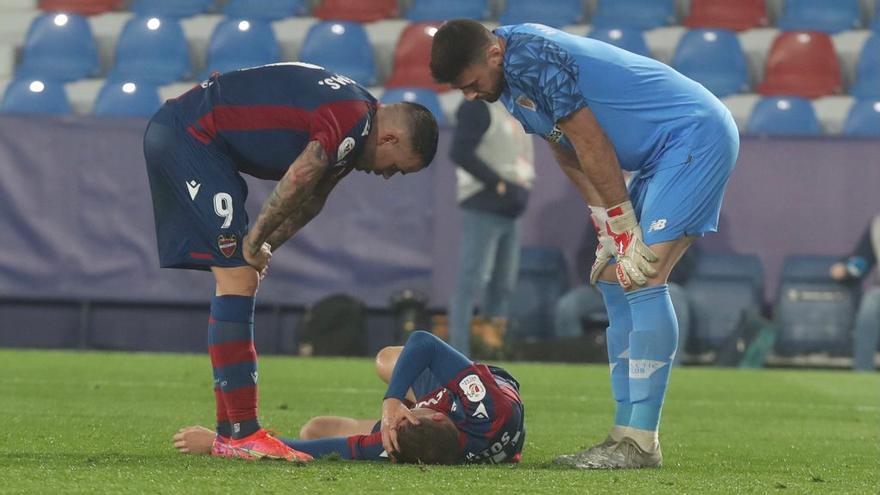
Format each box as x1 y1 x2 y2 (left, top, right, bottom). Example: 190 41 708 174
430 20 739 469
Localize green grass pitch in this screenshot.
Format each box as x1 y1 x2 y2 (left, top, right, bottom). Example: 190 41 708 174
1 349 878 494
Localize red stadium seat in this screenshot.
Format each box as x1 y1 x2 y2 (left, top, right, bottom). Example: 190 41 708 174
385 22 449 92
757 31 842 99
683 0 767 31
314 0 397 22
39 0 121 15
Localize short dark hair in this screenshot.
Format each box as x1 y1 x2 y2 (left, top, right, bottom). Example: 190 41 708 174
430 19 493 84
400 101 439 169
394 417 461 465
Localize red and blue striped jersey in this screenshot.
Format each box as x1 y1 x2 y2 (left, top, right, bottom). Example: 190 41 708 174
413 364 524 464
165 63 377 180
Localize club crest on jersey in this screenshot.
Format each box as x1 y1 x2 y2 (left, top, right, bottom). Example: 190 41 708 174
459 374 486 402
515 95 536 111
217 234 237 258
338 137 356 162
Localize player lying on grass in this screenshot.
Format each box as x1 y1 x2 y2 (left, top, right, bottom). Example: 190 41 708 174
173 331 525 464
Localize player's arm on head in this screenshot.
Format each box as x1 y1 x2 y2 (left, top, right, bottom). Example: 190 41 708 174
380 331 472 455
264 167 346 250
245 141 329 257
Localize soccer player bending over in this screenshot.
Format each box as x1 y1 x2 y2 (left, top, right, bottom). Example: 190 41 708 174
174 331 525 464
144 63 438 462
430 20 739 468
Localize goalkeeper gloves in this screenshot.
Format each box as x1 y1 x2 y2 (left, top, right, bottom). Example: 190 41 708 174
605 201 659 288
588 206 616 285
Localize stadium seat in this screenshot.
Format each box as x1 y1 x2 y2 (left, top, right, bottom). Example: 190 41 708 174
131 0 213 18
687 279 759 353
672 29 749 97
380 87 448 126
108 16 191 85
223 0 309 20
16 13 98 82
693 251 765 300
874 4 880 33
746 97 821 136
508 247 569 340
0 78 71 115
405 0 490 22
39 0 122 16
842 99 880 137
685 251 764 353
313 0 398 23
298 21 377 86
498 0 584 28
777 0 861 34
774 255 856 356
590 0 675 30
850 34 880 99
202 18 280 79
587 27 650 57
385 22 448 92
757 31 842 99
682 0 768 31
92 80 161 117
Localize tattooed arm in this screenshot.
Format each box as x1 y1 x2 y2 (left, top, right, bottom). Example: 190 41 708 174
243 141 329 270
264 165 347 250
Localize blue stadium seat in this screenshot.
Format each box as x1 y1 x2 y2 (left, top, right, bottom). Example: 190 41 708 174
405 0 489 21
92 80 161 117
874 3 880 32
108 16 191 85
508 247 569 340
774 255 856 356
16 13 98 82
498 0 584 28
842 99 880 137
379 87 447 126
591 0 676 29
672 29 749 97
131 0 212 18
686 278 759 353
1 78 71 115
692 251 765 300
685 251 764 352
746 97 821 136
850 34 880 99
298 21 377 86
777 0 861 34
587 27 650 57
223 0 309 20
202 18 280 79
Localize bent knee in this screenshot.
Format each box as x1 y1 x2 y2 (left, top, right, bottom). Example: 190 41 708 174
212 266 260 296
299 417 328 440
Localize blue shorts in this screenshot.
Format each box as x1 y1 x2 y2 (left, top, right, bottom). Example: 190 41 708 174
143 106 250 270
629 119 739 246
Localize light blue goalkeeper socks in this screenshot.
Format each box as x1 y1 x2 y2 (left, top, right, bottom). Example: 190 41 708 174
626 284 678 432
597 281 633 428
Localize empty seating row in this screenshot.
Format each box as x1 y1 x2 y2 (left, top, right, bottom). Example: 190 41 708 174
31 0 880 33
13 11 880 100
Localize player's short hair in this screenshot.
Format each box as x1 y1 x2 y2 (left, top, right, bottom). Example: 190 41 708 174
400 101 439 169
430 19 493 84
394 417 461 465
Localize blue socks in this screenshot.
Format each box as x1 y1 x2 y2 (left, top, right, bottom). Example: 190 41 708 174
597 281 633 428
626 285 678 432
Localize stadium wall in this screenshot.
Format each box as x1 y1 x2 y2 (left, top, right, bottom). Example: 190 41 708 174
0 115 878 351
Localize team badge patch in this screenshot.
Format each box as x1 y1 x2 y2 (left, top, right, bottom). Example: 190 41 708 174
217 234 237 258
337 137 355 162
459 374 486 402
516 95 536 111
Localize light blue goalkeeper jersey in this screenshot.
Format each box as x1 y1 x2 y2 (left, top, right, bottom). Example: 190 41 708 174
494 23 735 175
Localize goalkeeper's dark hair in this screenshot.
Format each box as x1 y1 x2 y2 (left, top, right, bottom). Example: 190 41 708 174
430 19 494 84
399 101 439 169
394 418 461 465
